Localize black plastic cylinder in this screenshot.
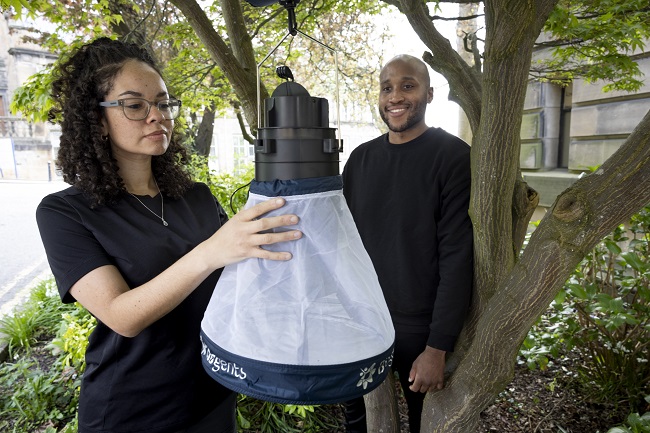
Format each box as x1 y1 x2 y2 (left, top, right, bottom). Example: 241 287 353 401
254 83 341 181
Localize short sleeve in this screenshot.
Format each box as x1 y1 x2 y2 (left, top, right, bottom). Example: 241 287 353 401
36 194 113 303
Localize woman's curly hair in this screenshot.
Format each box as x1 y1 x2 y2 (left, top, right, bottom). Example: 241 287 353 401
49 37 192 207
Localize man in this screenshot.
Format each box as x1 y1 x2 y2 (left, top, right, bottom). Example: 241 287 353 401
342 54 473 433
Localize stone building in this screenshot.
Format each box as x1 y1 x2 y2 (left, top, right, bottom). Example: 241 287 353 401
521 42 650 216
0 11 57 181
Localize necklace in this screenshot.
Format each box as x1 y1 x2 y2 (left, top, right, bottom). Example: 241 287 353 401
128 178 168 226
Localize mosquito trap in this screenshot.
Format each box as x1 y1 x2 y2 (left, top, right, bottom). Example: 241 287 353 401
200 0 394 404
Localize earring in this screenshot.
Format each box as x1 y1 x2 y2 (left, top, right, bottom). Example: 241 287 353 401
101 135 109 141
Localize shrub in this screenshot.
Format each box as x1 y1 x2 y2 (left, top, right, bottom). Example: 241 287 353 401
0 279 83 432
607 395 650 433
237 395 341 433
0 279 72 354
522 205 650 413
49 307 95 371
186 154 254 218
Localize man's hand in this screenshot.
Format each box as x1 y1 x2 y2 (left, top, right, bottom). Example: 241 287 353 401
408 346 446 393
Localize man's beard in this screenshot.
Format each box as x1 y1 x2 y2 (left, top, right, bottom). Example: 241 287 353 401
379 99 427 133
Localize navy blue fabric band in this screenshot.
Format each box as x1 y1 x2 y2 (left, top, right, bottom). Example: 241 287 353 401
249 175 343 197
200 330 394 405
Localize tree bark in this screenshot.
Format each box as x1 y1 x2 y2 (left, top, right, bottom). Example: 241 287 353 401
220 0 258 73
512 178 539 256
471 0 553 299
455 3 480 144
194 107 216 156
365 371 400 433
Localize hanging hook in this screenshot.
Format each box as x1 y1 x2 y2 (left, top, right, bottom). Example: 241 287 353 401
279 0 300 36
276 65 294 81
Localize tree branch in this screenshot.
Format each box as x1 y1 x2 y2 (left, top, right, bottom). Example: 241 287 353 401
220 0 257 73
432 13 484 22
389 0 483 133
232 100 256 143
169 0 268 130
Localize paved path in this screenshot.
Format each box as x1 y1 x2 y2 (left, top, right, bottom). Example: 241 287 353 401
0 180 67 317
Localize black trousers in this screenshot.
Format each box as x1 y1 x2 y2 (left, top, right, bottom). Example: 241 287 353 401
173 392 237 433
343 331 429 433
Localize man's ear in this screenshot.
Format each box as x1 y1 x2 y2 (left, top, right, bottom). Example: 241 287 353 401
427 87 434 103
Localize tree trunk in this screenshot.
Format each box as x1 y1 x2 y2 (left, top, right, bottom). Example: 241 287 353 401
194 107 216 157
365 371 400 432
422 106 650 432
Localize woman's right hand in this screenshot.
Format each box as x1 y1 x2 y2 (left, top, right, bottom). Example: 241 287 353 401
203 197 302 269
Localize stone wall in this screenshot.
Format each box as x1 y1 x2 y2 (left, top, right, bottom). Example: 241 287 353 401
521 52 650 209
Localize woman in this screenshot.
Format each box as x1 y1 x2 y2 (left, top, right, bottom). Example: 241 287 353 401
36 37 302 433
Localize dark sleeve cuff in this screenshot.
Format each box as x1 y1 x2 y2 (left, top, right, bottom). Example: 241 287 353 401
427 332 458 352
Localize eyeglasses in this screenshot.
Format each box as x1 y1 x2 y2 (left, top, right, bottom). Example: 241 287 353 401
99 98 182 121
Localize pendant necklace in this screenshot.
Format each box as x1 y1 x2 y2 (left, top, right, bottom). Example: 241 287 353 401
129 178 168 226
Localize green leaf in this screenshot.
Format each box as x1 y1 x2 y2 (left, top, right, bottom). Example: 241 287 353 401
622 252 648 273
605 239 622 255
566 283 588 299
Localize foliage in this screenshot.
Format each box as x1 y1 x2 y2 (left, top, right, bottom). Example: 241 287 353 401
254 3 387 126
49 308 95 371
9 69 56 123
237 395 340 433
607 396 650 433
537 0 650 91
6 0 387 135
0 279 84 433
0 279 72 354
521 205 650 413
186 154 254 218
0 357 78 431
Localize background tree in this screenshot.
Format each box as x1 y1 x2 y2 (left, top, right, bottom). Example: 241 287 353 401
6 0 230 154
6 0 386 147
362 1 650 431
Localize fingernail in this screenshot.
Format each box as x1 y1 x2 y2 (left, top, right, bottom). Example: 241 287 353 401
276 198 284 205
290 216 298 223
293 230 301 238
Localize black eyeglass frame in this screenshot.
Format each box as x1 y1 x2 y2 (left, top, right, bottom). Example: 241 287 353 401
98 98 182 121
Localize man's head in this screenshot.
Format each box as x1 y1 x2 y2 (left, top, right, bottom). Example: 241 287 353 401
378 55 433 143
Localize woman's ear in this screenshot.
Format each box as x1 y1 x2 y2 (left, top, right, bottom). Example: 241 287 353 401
100 117 109 138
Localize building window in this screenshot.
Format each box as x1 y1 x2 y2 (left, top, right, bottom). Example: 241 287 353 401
233 135 254 175
558 84 572 169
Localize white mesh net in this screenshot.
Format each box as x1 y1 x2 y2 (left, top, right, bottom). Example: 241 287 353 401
201 186 394 366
